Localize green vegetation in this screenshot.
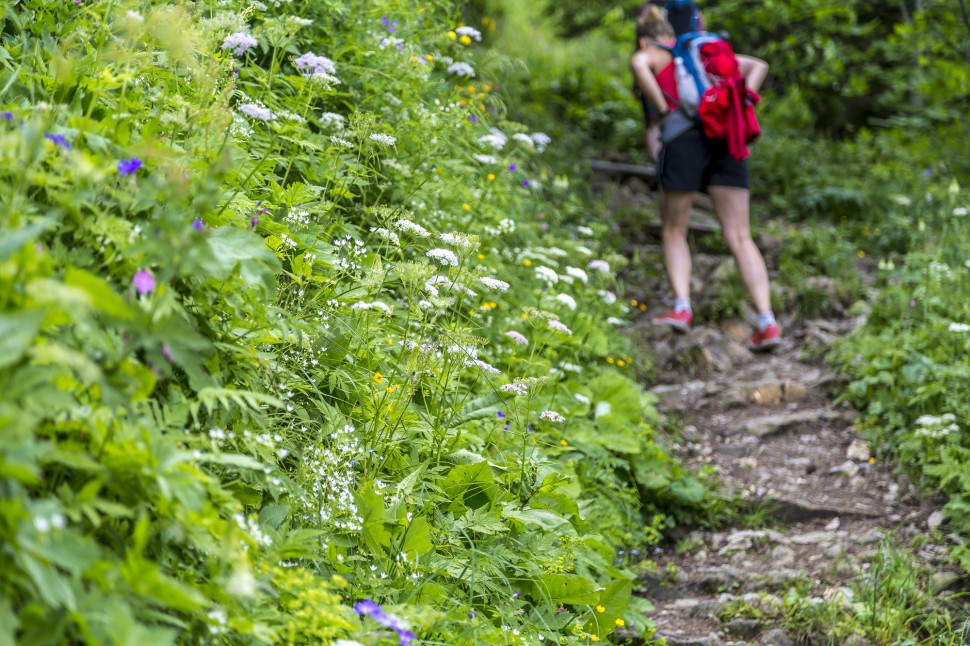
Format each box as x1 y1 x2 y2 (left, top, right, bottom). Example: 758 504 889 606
0 1 712 643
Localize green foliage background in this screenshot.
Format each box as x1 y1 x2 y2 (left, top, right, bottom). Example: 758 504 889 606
0 0 719 644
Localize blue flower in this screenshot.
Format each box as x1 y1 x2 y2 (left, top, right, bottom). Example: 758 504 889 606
192 218 204 231
1 112 12 121
117 157 143 175
468 115 477 123
44 133 71 149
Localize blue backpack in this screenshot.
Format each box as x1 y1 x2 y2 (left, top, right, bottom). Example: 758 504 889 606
651 0 704 36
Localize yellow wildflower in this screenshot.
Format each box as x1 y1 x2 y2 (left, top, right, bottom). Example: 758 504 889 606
448 30 457 40
630 299 638 307
560 439 568 446
615 618 625 627
462 203 472 210
373 373 383 384
596 605 606 613
487 173 495 181
425 54 434 62
460 35 472 45
523 259 532 267
606 357 614 364
617 360 625 367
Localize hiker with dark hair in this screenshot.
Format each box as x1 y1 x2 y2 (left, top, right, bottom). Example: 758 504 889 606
631 4 781 351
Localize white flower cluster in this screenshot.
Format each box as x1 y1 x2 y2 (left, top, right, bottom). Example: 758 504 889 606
539 410 565 423
239 102 275 121
500 382 529 395
465 359 500 375
370 133 396 146
455 26 482 41
479 129 507 150
285 209 311 226
303 426 363 532
351 301 392 314
588 259 611 274
234 513 272 547
294 52 337 76
504 330 528 345
530 132 552 152
555 293 577 310
427 248 459 266
222 32 258 56
447 62 475 77
914 413 959 439
394 219 430 237
534 266 559 284
565 266 588 283
440 232 475 250
473 154 497 164
321 112 345 128
479 276 510 292
370 227 400 245
548 320 572 335
949 322 970 332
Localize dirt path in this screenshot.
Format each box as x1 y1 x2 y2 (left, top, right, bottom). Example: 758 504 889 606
597 165 955 645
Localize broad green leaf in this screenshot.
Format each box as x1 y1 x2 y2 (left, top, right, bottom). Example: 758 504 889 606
64 267 131 320
0 219 50 261
401 515 434 556
0 310 44 370
502 506 569 531
197 227 280 297
537 573 600 604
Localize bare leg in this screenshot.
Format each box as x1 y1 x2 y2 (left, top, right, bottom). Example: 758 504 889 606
660 190 694 300
707 185 772 313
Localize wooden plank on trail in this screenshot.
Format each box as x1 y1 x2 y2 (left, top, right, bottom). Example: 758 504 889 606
589 159 657 180
644 216 720 235
589 159 714 213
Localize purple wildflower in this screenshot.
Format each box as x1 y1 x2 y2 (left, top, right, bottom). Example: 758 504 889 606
503 424 509 430
468 611 477 618
117 157 143 175
44 133 71 149
496 411 505 419
250 217 259 230
161 345 173 361
909 300 916 307
522 179 530 187
354 600 415 646
132 269 155 295
468 115 477 122
1 112 12 120
508 164 516 171
193 218 204 231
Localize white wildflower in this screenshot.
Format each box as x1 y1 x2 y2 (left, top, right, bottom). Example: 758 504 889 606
577 226 594 236
370 227 399 245
370 133 396 146
512 133 534 148
465 359 500 375
598 290 617 304
479 129 507 150
222 32 258 56
504 331 528 344
539 410 565 423
455 26 482 41
530 132 551 152
588 260 611 274
294 52 337 76
595 401 612 418
565 267 588 284
548 320 572 335
954 207 968 216
330 136 353 148
440 232 475 249
500 383 529 395
949 322 970 332
239 103 275 121
394 220 430 237
560 362 582 373
473 154 497 164
125 9 144 22
351 302 392 314
555 293 577 310
447 62 475 77
479 277 510 292
426 248 459 266
607 316 625 325
321 112 345 128
574 393 591 405
534 266 559 284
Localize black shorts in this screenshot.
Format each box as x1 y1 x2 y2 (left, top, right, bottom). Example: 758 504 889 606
657 126 748 192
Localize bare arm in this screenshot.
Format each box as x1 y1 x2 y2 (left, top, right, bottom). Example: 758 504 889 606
737 54 769 93
630 50 668 114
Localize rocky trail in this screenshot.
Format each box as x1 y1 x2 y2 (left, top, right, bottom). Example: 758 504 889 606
592 160 960 645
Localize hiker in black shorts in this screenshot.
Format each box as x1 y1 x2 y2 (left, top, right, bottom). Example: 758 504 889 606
631 5 781 351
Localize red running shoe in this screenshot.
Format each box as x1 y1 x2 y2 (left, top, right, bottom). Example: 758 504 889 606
651 309 693 332
748 323 781 352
